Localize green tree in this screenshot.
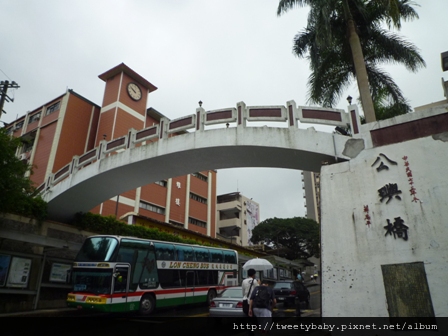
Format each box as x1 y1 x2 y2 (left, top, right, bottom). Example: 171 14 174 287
0 127 47 222
277 0 425 123
250 217 320 260
359 86 412 123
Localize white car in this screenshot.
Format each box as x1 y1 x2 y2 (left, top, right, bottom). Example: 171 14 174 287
209 286 245 318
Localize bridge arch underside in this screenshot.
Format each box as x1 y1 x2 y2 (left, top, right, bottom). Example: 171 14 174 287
45 128 349 222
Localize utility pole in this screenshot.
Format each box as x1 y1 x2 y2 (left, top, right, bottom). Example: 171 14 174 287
0 80 20 121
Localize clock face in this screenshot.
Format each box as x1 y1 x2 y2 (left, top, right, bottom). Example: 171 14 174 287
127 82 142 101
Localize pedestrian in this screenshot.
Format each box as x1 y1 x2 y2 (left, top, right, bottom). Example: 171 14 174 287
310 274 314 282
296 273 303 282
249 280 276 334
242 269 259 335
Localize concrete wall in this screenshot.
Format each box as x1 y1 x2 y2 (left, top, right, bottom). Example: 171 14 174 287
320 111 448 317
0 214 90 313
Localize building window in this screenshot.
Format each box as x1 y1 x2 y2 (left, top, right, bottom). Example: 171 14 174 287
219 211 239 220
190 193 207 204
155 180 167 187
169 220 184 228
28 112 41 124
191 172 208 182
45 101 61 115
139 201 165 215
189 217 206 228
13 121 24 131
22 139 34 153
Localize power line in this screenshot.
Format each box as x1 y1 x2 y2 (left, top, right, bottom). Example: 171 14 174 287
0 68 12 81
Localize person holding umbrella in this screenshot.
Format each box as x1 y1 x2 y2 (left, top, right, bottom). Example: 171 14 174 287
242 258 274 335
242 268 259 308
242 268 259 335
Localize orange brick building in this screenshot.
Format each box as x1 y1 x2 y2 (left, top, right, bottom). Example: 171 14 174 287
5 63 217 237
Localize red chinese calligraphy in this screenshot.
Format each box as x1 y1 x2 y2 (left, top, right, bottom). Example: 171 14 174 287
402 156 420 203
363 205 372 227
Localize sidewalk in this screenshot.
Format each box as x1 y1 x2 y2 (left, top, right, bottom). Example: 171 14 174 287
232 281 324 336
0 307 91 317
232 307 326 336
304 279 321 287
1 308 328 336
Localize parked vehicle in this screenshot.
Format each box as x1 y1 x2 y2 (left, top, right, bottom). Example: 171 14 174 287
209 286 245 317
272 280 310 308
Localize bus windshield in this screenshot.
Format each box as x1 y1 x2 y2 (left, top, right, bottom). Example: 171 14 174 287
75 237 118 261
72 268 113 294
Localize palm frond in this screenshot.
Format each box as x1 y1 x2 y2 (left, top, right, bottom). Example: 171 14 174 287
277 0 308 16
279 0 423 119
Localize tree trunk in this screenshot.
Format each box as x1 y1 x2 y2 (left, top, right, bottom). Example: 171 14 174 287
342 0 376 123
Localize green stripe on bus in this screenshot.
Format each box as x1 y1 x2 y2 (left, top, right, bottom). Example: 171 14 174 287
156 294 207 307
67 294 207 313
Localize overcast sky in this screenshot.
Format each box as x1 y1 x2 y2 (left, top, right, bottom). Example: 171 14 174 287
1 1 447 221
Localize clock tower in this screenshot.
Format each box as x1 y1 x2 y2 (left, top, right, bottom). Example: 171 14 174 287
96 63 157 145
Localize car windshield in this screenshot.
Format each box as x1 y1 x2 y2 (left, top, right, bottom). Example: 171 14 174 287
273 282 291 289
219 288 242 298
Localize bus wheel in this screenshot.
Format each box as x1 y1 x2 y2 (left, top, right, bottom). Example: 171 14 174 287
139 294 155 315
206 289 217 305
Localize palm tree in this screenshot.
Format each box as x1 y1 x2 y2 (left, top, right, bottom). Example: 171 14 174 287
292 1 425 113
277 0 425 123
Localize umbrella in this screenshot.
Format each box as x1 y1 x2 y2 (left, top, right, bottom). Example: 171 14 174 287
242 258 273 271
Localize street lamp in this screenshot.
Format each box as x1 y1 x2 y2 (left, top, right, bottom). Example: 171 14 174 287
346 95 353 105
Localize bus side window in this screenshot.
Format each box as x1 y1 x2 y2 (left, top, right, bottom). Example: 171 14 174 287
193 247 210 263
211 250 223 263
223 250 236 264
175 245 194 261
179 270 196 287
197 270 212 286
154 243 175 260
159 269 181 288
114 268 128 293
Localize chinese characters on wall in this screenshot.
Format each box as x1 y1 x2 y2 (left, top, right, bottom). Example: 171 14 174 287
367 153 412 241
403 156 421 203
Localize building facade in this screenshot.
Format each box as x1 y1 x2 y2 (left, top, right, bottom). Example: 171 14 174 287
216 192 260 246
301 171 321 279
301 171 321 223
4 63 217 237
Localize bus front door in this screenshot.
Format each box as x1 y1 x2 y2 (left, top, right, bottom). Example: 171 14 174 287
112 264 130 310
185 271 196 304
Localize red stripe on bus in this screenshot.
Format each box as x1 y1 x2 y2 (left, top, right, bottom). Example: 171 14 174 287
73 285 231 299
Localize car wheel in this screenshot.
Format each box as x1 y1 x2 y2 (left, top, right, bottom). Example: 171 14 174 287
139 294 155 315
206 289 217 305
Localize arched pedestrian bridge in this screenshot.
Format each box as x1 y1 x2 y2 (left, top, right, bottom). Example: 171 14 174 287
39 100 364 222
